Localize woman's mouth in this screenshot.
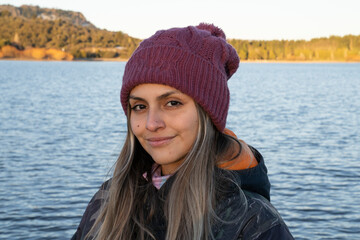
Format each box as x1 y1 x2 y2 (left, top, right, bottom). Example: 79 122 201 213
146 136 175 147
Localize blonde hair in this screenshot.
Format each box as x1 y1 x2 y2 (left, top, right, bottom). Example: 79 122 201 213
88 104 244 240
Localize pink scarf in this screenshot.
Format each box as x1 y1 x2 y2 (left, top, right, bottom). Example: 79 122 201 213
143 164 171 190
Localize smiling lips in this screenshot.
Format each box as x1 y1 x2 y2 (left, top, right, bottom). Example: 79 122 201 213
146 136 176 147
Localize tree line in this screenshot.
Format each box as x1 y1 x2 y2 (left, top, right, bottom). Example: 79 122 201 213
0 7 359 61
228 35 360 61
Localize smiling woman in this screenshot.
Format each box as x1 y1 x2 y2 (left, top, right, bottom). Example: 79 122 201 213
72 23 294 240
129 84 199 175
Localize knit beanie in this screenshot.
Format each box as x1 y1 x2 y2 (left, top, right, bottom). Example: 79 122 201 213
120 23 239 131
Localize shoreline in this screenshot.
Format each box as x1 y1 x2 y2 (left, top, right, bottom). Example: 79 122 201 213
240 59 360 63
1 57 359 63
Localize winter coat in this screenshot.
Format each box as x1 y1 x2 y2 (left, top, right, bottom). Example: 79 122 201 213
71 146 294 240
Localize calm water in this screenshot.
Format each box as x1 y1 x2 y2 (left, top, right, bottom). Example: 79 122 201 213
0 61 359 240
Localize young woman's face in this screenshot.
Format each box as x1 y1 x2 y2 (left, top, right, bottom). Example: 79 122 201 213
129 84 199 175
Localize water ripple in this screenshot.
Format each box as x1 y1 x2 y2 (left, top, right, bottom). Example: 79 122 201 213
1 61 359 239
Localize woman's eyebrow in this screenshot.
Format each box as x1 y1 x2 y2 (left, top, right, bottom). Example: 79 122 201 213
156 91 180 100
129 95 144 101
129 91 181 101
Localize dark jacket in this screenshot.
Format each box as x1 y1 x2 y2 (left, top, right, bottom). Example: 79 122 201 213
71 147 293 240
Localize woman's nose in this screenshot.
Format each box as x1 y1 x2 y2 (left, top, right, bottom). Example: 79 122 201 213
146 108 165 132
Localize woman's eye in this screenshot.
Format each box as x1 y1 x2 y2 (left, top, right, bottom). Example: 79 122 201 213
166 101 182 107
131 104 146 111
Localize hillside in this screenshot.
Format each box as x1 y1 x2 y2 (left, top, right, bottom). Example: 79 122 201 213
0 4 141 60
0 4 94 27
0 4 359 61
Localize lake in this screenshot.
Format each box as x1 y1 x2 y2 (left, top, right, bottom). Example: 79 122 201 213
0 61 359 239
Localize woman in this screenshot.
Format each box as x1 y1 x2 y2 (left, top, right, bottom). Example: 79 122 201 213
72 23 294 240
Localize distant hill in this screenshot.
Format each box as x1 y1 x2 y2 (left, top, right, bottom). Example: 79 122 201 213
0 4 359 61
0 4 94 27
0 4 141 59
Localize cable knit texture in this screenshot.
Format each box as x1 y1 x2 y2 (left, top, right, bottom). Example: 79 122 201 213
120 23 239 131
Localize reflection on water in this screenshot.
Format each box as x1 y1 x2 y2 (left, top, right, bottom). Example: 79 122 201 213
0 61 359 239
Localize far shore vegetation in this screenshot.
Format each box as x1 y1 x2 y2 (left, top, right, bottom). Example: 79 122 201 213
1 5 359 62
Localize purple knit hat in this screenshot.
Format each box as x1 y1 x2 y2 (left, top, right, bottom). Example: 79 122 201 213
120 23 239 131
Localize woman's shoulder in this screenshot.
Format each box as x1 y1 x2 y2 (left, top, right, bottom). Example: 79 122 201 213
213 186 293 240
71 179 111 240
216 145 271 201
238 190 294 240
86 179 111 212
218 129 271 200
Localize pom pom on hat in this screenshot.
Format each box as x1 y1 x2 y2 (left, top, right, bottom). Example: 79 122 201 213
121 23 239 131
196 23 226 39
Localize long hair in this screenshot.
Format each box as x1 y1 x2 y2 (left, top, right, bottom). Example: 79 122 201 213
88 104 244 240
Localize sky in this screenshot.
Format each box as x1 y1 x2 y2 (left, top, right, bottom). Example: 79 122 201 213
1 0 360 41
